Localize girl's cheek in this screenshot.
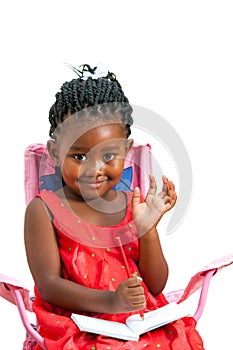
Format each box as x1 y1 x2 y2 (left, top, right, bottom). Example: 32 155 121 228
112 159 125 172
62 162 80 178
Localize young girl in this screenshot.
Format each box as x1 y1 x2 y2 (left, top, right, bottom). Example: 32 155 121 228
24 64 204 349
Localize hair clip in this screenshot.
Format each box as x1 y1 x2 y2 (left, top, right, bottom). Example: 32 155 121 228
65 62 109 80
81 63 109 80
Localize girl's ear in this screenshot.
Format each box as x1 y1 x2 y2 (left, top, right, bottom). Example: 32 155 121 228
47 140 59 165
125 139 134 155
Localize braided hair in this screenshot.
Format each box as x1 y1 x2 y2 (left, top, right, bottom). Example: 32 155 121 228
49 64 133 139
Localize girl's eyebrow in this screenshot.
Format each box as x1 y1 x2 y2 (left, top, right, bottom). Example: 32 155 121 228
69 145 121 152
69 146 88 151
100 145 121 152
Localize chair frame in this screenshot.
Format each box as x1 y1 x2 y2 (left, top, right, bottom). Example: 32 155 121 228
0 267 218 350
1 142 232 349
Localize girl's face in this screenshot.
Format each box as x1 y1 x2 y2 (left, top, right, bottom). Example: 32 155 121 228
50 122 133 201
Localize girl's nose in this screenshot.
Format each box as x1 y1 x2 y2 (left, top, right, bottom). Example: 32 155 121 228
95 160 105 175
84 158 105 176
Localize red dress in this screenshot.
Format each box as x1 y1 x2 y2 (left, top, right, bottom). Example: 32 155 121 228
33 191 204 349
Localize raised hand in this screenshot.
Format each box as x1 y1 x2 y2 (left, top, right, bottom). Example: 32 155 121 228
132 175 177 235
110 277 146 314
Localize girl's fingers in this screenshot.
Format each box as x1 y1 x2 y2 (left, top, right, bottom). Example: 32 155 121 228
162 193 177 211
145 175 176 212
161 176 168 194
131 295 146 306
162 176 175 193
168 180 175 191
145 174 157 199
128 285 145 297
160 177 176 197
132 186 141 209
164 192 177 203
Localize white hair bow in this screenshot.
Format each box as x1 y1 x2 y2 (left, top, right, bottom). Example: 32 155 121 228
82 63 109 80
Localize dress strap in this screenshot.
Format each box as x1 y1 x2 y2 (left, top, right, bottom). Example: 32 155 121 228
37 191 68 219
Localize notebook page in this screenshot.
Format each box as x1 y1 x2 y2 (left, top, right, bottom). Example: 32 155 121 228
71 314 139 341
126 302 190 335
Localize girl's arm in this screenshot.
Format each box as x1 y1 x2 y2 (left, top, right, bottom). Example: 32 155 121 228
24 198 145 314
138 227 168 295
132 175 177 295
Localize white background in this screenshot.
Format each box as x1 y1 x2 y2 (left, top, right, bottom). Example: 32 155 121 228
0 1 232 348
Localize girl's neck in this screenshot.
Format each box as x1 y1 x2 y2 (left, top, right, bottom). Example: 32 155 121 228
56 186 128 226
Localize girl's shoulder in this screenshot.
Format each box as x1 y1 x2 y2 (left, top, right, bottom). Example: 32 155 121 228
25 192 55 223
25 195 48 214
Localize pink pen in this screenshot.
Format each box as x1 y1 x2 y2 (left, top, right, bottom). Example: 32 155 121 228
116 236 144 320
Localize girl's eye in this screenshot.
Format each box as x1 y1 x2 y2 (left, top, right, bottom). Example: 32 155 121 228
73 154 87 161
103 153 116 162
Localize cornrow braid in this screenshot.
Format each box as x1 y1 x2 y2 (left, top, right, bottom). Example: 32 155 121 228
49 64 133 139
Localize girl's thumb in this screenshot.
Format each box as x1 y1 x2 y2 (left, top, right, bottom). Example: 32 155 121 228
132 187 141 208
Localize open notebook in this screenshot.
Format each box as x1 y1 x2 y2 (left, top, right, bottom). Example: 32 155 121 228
71 302 191 341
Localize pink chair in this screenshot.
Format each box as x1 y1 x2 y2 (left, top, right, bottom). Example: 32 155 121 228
1 143 233 349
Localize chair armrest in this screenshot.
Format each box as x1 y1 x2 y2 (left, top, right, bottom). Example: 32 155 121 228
10 286 46 349
193 268 217 321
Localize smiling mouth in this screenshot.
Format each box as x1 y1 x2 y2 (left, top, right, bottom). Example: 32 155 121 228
85 182 105 189
79 177 108 189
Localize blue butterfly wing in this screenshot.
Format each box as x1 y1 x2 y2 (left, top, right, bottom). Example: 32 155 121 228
113 166 133 192
39 167 64 192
